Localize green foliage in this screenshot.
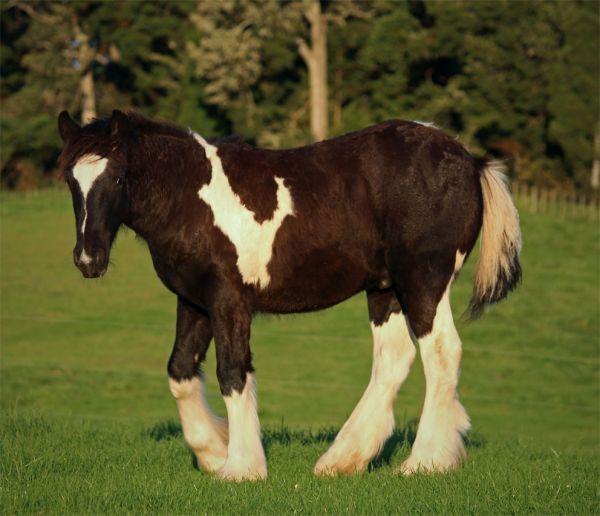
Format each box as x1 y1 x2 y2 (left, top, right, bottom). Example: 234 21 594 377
1 189 598 512
1 0 598 189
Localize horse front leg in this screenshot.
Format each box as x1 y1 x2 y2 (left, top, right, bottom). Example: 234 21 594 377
168 297 228 473
211 290 267 482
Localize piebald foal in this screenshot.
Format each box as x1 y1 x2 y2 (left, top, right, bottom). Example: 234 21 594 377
58 110 521 481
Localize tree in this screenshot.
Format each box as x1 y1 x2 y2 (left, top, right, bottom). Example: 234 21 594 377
187 0 300 140
0 1 218 189
296 0 328 141
1 1 100 188
543 0 599 189
188 0 370 144
1 0 597 190
296 0 371 141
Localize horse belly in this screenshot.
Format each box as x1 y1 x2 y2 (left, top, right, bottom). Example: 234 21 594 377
243 162 381 313
254 247 372 313
254 208 383 314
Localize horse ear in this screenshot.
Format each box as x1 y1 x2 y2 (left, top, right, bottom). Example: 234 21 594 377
110 110 129 138
58 111 80 142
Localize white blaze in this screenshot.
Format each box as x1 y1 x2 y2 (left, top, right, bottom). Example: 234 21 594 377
193 133 294 288
72 154 108 235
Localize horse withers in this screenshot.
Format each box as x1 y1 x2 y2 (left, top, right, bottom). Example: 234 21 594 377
57 110 521 481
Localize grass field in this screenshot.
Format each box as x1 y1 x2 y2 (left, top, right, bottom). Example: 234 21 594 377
1 189 598 513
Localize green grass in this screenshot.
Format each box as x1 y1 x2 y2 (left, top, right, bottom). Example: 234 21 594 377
1 189 598 513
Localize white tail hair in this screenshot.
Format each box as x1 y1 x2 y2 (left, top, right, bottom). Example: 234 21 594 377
469 160 522 319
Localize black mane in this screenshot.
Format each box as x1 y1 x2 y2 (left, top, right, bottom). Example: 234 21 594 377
59 111 194 169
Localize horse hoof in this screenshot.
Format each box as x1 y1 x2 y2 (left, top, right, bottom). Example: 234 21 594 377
215 461 267 482
196 452 227 473
314 452 366 477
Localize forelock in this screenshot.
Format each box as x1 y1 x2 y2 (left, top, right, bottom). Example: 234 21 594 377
59 117 113 171
58 111 192 173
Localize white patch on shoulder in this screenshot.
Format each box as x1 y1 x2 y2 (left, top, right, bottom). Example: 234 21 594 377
72 154 108 234
193 133 294 288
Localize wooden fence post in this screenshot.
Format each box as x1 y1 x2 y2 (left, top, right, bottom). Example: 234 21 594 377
508 181 599 221
530 185 538 213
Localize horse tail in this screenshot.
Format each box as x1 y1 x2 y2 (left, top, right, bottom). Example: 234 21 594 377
468 159 522 319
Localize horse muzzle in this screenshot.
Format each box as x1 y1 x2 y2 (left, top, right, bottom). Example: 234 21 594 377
73 247 108 278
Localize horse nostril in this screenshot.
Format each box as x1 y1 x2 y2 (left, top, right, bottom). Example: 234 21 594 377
73 249 80 266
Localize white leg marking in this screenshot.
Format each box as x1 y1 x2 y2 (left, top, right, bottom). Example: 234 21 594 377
315 312 416 476
169 377 228 472
72 154 108 235
217 373 267 481
193 133 294 288
400 285 470 475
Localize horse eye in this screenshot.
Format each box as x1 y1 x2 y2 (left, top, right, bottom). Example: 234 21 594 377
116 176 125 186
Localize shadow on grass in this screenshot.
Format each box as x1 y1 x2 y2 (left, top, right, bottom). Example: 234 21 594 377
145 418 486 471
145 420 182 441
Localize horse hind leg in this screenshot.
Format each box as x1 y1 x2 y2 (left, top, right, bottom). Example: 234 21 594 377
314 289 416 476
398 252 470 474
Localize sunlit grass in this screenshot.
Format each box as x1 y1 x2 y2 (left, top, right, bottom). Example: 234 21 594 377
1 189 598 513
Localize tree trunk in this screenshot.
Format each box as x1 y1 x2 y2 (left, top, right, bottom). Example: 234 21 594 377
591 123 600 190
72 15 96 124
80 69 96 125
297 1 328 142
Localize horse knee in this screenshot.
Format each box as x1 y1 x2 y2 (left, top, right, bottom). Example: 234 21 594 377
216 360 252 396
168 298 212 383
168 350 201 382
212 302 253 396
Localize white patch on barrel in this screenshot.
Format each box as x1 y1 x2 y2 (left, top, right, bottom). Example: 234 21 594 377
193 133 294 288
72 154 108 235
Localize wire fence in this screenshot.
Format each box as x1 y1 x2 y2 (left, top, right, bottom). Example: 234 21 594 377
2 313 597 416
512 182 600 221
2 313 596 365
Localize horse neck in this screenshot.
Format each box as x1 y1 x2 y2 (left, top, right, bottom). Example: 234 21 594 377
124 135 186 244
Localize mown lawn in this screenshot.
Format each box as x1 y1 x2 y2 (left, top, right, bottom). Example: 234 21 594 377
1 189 598 513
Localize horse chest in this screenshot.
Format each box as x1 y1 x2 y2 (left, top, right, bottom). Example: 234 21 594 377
149 251 211 307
